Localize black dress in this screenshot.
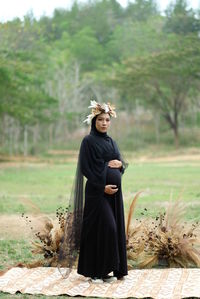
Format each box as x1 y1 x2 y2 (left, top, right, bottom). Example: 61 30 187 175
77 124 128 278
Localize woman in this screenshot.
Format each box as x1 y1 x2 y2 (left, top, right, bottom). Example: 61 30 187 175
77 101 128 283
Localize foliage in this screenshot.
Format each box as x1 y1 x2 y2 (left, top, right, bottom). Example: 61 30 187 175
164 0 200 35
0 48 56 124
111 34 200 146
125 0 159 21
0 0 200 154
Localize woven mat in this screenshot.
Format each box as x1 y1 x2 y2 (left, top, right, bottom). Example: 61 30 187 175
0 267 200 298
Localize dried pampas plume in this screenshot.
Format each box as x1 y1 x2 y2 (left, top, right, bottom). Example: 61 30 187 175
21 206 68 268
17 191 200 271
126 196 200 269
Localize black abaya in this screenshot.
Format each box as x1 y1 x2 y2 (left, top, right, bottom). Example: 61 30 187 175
77 123 128 278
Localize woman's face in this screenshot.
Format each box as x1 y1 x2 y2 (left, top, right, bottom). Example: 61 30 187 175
95 113 111 133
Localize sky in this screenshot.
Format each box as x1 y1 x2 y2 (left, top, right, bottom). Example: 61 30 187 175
0 0 199 23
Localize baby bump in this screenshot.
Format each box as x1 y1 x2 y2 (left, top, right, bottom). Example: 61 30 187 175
106 167 121 187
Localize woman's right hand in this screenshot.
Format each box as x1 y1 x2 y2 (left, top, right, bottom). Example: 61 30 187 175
104 185 118 195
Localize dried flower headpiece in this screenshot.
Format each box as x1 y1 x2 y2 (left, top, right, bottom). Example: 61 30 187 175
83 100 117 124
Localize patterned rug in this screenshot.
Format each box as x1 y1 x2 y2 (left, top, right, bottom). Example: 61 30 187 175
0 267 200 298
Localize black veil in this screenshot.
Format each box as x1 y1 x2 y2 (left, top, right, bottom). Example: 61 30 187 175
57 149 85 277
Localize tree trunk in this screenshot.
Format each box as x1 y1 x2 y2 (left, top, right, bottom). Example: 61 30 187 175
74 60 80 105
1 114 7 152
23 125 28 157
13 121 20 155
49 124 53 148
163 109 179 148
154 113 160 144
173 126 179 148
32 123 39 155
135 100 141 148
0 116 5 148
8 125 13 156
8 117 16 156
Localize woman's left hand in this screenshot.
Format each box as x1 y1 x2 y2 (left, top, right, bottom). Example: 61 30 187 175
108 159 122 168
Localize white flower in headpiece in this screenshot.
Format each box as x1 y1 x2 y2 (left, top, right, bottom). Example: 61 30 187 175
88 100 98 109
101 103 109 113
83 114 93 124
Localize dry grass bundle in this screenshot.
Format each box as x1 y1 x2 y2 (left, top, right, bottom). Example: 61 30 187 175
21 206 68 267
20 192 200 271
127 197 200 269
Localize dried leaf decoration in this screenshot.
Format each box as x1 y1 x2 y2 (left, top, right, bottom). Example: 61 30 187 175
126 198 200 269
20 206 70 268
16 193 200 271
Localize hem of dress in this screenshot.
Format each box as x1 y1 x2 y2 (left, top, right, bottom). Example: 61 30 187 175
77 263 121 278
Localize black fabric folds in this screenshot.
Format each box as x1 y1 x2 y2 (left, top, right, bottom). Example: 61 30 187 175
57 151 84 270
58 116 128 278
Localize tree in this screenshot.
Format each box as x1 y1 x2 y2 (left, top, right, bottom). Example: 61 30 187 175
106 16 165 63
71 26 105 71
163 0 200 35
72 0 123 44
111 35 200 147
125 0 158 21
0 49 56 155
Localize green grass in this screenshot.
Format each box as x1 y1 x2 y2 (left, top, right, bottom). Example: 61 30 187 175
0 240 36 271
0 159 200 217
0 163 75 214
123 161 200 220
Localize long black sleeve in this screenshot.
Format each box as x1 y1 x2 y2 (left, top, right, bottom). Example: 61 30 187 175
80 136 108 193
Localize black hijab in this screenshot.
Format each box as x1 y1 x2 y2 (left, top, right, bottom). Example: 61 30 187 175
90 115 109 139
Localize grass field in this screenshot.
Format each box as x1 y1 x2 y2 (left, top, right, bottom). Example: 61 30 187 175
0 156 200 217
1 151 200 298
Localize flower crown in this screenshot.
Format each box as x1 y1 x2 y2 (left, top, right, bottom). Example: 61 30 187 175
83 100 117 124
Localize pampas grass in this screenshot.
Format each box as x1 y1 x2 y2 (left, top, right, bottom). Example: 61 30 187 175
21 206 68 267
126 196 200 269
20 192 200 270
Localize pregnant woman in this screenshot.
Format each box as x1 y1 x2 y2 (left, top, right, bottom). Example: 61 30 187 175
58 101 128 283
77 101 127 283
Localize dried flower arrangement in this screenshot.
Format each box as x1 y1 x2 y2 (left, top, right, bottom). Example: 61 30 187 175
19 193 200 270
126 193 200 269
20 206 68 267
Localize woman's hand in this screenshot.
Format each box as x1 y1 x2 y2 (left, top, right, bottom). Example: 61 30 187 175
104 185 118 194
108 159 122 169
